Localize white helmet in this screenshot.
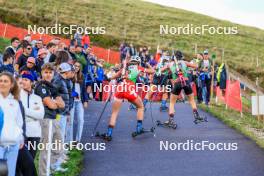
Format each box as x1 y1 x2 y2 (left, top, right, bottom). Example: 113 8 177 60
130 55 141 63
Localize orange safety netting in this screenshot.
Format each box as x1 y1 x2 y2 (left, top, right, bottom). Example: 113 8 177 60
225 80 242 112
0 22 120 64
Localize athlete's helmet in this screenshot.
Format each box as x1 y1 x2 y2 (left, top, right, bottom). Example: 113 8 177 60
175 50 184 60
129 55 141 63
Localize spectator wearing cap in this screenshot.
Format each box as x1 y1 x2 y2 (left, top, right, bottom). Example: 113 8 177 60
198 49 212 105
20 73 44 158
4 37 20 57
0 72 24 176
36 48 48 74
52 63 72 143
0 52 15 74
19 57 38 81
16 72 42 176
15 43 32 72
34 63 66 175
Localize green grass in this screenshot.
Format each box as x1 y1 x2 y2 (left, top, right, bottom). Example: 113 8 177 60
199 103 264 148
54 149 84 176
0 37 10 53
0 0 264 87
34 149 84 176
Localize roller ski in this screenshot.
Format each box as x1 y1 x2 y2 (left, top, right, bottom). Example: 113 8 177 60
131 127 155 138
132 120 155 138
95 132 112 141
156 117 177 129
193 110 208 124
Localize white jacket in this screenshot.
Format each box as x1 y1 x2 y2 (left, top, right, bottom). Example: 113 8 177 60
0 93 23 146
20 89 44 137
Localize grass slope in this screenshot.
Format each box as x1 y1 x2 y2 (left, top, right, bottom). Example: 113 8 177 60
0 0 264 86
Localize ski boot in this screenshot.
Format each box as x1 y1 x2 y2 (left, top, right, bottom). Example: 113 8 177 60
132 121 155 138
156 115 177 129
95 132 112 141
159 106 169 112
193 110 208 124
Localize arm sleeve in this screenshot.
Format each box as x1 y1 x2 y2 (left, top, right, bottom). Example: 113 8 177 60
35 85 50 99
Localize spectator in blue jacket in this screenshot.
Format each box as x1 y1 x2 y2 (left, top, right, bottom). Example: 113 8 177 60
19 57 39 81
0 52 15 74
95 59 105 101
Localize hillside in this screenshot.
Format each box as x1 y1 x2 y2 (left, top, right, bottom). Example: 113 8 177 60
0 0 264 87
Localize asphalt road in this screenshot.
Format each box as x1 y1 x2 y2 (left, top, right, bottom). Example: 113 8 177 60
80 101 264 176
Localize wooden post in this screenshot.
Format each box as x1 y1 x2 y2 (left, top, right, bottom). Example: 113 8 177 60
2 23 7 38
107 49 110 63
256 77 260 122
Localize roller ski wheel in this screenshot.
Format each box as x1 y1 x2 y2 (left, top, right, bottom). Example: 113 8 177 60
95 132 112 141
193 116 208 124
159 106 169 112
156 120 177 129
131 127 155 138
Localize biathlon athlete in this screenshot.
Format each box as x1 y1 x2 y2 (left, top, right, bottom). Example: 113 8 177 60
162 51 205 127
143 52 170 111
101 55 154 141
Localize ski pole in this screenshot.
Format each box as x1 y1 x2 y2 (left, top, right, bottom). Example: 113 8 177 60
91 91 112 137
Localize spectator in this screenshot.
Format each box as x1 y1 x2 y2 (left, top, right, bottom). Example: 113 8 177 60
0 72 24 176
69 45 77 62
20 73 44 158
32 40 43 58
55 50 70 67
149 55 157 67
15 43 32 72
44 42 57 63
16 73 38 176
68 61 88 143
95 59 105 101
19 57 39 81
82 33 90 49
199 50 212 105
5 37 20 57
36 48 47 74
75 45 87 71
15 40 30 64
0 52 15 74
74 31 82 46
52 63 71 143
34 63 66 175
24 34 31 44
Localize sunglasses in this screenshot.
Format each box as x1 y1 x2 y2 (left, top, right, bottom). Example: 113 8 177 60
27 47 32 50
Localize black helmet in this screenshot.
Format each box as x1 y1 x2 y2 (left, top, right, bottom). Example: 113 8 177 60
175 50 183 60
